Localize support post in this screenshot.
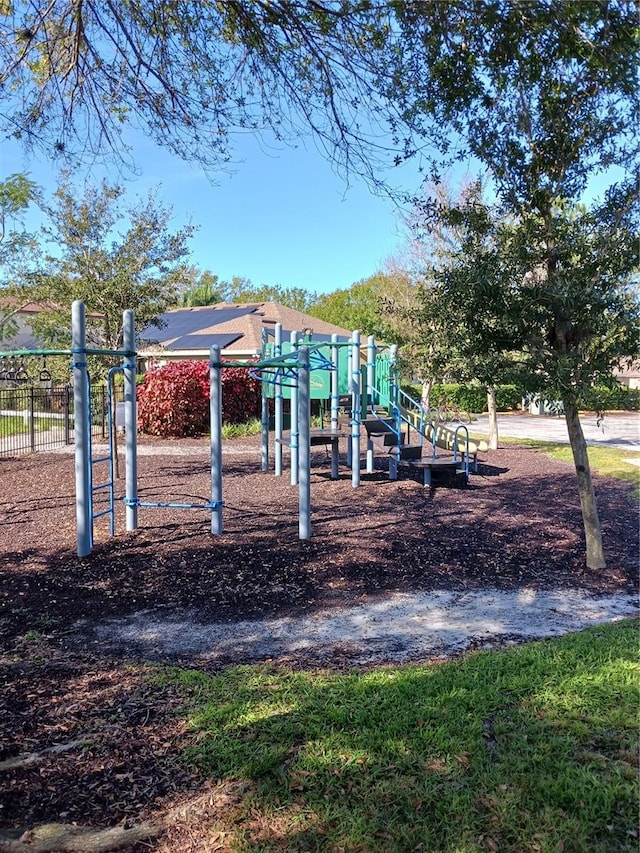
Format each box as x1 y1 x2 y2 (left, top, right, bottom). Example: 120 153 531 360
298 346 311 539
274 323 283 476
210 346 223 534
366 334 375 473
72 301 92 558
290 331 299 486
389 344 399 481
346 348 352 467
123 309 138 532
260 328 269 471
330 333 339 432
351 330 361 488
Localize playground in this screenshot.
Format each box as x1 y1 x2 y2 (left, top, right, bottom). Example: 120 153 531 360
0 304 638 848
1 431 637 652
1 427 638 849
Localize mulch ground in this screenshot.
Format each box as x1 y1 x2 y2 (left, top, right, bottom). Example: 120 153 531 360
0 435 637 850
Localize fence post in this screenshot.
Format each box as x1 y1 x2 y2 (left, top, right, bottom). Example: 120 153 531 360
29 386 36 452
64 385 72 445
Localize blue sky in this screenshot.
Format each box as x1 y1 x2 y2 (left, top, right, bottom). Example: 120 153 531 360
2 130 426 297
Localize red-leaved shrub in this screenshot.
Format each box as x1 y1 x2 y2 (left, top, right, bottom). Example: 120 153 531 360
137 360 261 437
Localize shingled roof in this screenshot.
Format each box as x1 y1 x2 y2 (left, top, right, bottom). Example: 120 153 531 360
139 302 352 357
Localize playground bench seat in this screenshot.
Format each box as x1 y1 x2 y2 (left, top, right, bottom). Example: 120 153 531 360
276 431 347 447
309 429 347 446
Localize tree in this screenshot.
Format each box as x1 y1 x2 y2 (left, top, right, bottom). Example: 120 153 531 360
391 181 524 438
0 172 38 273
221 278 318 312
310 270 413 339
410 184 638 568
178 269 224 307
21 175 195 355
0 172 39 341
392 2 638 198
387 1 639 570
0 2 413 181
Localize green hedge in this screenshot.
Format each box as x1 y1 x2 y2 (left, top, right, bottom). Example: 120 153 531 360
399 381 639 413
577 384 640 412
403 383 521 413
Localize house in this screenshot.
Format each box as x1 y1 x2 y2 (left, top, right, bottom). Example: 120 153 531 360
1 299 353 363
138 302 353 365
0 300 45 350
614 363 640 390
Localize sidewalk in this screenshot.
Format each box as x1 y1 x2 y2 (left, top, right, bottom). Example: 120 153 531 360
473 411 640 454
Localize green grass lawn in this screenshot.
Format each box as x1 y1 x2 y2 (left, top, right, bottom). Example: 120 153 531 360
502 439 640 502
159 619 639 852
0 413 61 437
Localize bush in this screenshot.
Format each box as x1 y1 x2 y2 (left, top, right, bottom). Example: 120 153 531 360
400 379 639 414
137 361 210 436
399 382 521 413
137 360 262 437
220 367 262 425
578 383 640 412
494 384 521 411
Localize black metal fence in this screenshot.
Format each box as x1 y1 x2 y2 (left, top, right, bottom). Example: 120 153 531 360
0 383 124 457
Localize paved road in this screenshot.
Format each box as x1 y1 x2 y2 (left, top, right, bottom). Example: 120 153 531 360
472 411 640 454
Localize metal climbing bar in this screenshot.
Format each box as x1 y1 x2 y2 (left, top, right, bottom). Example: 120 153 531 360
124 498 224 510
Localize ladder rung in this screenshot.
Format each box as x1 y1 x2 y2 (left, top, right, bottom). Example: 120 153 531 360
92 507 114 521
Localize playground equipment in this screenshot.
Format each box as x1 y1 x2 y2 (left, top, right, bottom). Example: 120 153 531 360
76 304 322 552
2 305 483 557
259 328 481 489
1 301 325 555
0 302 142 556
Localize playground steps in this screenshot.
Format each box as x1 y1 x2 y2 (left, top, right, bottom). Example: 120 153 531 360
393 443 423 461
363 416 423 461
362 417 398 446
398 457 465 487
426 423 488 471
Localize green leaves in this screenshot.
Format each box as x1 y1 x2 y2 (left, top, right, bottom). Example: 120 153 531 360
16 174 196 357
0 172 39 277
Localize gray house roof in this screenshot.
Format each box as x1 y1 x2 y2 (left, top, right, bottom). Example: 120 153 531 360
139 302 352 357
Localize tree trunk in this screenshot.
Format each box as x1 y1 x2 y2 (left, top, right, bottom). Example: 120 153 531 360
421 379 433 411
486 386 499 449
564 400 606 569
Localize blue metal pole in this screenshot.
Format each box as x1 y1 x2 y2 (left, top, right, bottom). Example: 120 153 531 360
351 330 361 488
298 346 311 539
290 331 299 486
210 345 223 534
72 301 92 558
274 322 283 476
330 333 339 432
389 344 399 481
123 309 138 532
346 348 352 468
260 328 269 471
366 334 376 473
